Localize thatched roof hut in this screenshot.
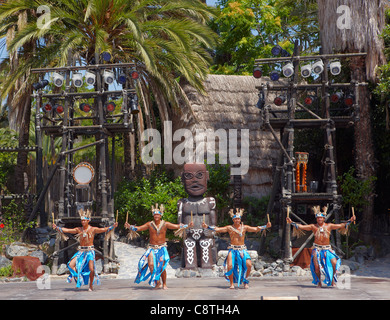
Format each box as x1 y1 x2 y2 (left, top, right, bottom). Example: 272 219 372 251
169 74 283 199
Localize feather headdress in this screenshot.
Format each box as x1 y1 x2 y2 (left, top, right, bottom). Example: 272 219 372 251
229 208 244 219
152 203 164 216
78 208 92 220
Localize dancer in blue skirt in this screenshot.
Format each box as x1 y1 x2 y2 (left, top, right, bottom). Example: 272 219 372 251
203 208 271 289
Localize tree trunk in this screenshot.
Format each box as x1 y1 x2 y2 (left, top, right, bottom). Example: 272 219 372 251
351 56 376 241
14 87 32 194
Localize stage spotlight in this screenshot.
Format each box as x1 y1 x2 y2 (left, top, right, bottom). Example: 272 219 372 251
43 102 53 112
103 70 115 85
80 103 92 113
101 52 112 62
330 60 342 76
54 104 64 114
304 95 316 106
85 71 96 85
256 92 265 109
282 63 294 78
312 60 324 75
330 91 344 103
118 73 127 85
130 70 139 80
105 101 116 112
270 70 280 81
301 63 312 78
253 67 262 79
281 49 291 57
344 94 354 107
274 95 286 106
271 45 283 56
52 72 64 87
72 72 83 88
33 79 49 90
129 95 139 114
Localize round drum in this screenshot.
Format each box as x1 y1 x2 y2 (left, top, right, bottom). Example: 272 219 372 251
72 162 95 185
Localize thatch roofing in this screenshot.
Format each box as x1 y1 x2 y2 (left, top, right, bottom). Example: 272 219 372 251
170 74 285 199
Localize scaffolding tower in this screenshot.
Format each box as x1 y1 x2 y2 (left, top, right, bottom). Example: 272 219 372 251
26 54 139 273
255 43 367 261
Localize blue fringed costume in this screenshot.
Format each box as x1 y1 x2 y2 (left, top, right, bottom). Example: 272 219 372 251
135 243 170 287
310 244 341 287
224 245 251 287
67 246 100 288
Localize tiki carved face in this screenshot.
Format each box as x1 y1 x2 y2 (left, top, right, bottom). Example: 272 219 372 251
182 163 209 197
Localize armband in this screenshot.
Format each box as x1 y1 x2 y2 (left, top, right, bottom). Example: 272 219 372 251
180 224 188 229
107 225 115 232
345 220 352 227
56 226 63 232
257 225 267 231
130 225 138 231
291 222 299 229
207 225 216 231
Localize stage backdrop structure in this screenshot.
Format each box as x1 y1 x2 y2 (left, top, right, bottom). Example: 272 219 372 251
254 41 367 261
25 52 140 274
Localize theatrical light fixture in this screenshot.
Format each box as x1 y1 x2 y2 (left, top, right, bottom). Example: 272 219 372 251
101 52 112 62
129 95 139 114
79 103 92 113
256 92 265 109
274 95 286 106
43 102 53 112
105 101 116 112
130 70 139 80
72 72 83 88
54 104 64 114
344 94 354 107
270 70 280 81
301 63 312 78
33 79 49 90
85 71 96 85
330 91 344 103
52 72 64 87
282 63 294 78
281 49 291 57
330 60 342 76
253 67 262 79
271 45 283 56
312 60 324 75
118 73 127 85
304 95 316 106
103 70 115 85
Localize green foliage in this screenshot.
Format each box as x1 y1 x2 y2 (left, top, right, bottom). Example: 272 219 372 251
337 167 377 211
0 265 13 277
0 200 34 253
209 0 319 75
0 128 18 192
242 195 270 227
205 157 232 211
114 171 187 230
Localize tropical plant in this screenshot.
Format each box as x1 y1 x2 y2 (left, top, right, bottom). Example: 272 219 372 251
0 0 219 189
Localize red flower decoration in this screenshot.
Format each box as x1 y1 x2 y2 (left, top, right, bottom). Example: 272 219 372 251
0 223 4 228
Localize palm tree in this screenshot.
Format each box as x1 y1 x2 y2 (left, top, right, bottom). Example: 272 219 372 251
0 0 218 187
317 0 387 241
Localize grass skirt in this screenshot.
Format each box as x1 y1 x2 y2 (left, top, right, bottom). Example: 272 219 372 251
135 245 170 287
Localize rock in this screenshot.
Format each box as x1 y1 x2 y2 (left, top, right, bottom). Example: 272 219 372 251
5 244 29 259
57 263 69 275
342 259 361 271
254 260 264 271
263 267 273 274
0 256 12 269
30 250 48 264
283 264 290 272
